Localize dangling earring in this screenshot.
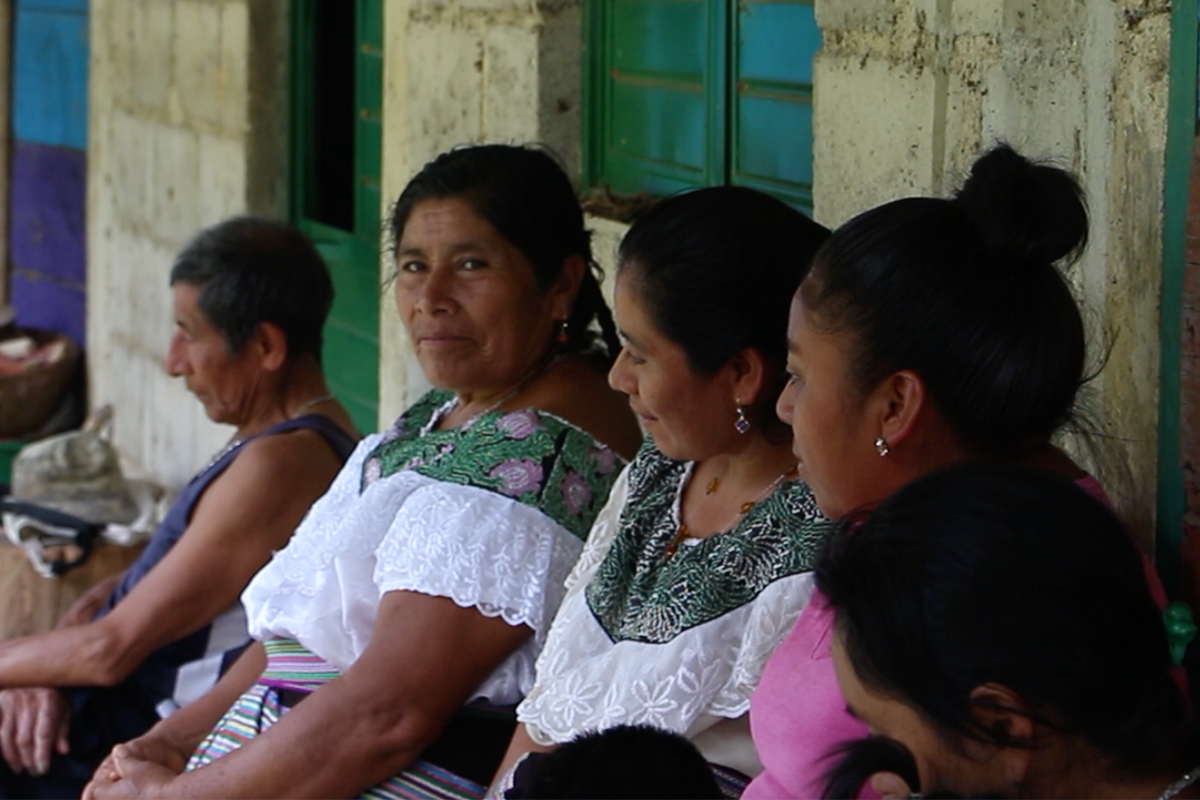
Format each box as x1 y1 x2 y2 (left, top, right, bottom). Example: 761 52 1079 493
556 319 570 345
735 404 751 435
874 436 890 457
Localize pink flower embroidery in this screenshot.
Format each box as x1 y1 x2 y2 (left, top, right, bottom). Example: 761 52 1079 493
491 459 544 496
363 458 383 485
561 471 593 515
497 410 543 440
591 446 617 475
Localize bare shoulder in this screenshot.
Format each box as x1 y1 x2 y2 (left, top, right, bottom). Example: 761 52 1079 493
203 421 352 508
526 357 642 460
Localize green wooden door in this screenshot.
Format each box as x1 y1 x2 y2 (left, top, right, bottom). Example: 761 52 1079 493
291 0 383 433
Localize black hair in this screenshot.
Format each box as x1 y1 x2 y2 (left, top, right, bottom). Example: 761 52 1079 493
801 144 1089 456
388 144 619 364
821 736 922 800
170 217 333 359
816 463 1189 784
504 725 723 799
618 186 830 424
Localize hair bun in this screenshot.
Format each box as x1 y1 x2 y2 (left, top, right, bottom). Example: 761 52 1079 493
954 143 1089 267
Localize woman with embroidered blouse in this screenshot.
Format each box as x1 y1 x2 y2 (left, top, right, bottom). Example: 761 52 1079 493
492 186 834 795
83 145 642 800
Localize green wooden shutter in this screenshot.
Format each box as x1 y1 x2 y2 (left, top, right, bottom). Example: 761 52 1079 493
585 0 726 195
291 0 383 434
730 0 819 212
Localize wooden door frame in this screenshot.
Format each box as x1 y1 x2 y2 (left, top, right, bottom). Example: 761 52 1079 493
1157 0 1198 598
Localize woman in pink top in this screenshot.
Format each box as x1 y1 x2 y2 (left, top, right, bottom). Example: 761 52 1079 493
744 144 1172 799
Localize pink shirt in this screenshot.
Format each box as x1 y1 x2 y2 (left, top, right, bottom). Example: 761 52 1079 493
742 591 866 799
743 475 1176 800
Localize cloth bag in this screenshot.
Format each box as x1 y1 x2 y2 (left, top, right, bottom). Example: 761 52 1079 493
1 419 165 577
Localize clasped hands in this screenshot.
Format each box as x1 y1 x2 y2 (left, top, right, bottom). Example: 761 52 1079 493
82 733 190 800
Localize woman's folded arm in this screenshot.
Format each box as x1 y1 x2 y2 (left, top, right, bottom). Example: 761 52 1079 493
91 589 532 799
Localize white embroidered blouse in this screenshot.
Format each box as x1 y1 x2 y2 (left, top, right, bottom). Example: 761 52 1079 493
241 391 626 706
515 443 832 776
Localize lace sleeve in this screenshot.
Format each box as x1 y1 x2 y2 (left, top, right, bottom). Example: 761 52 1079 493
373 480 585 641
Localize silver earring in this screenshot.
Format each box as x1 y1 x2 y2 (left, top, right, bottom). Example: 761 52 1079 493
735 405 751 435
875 436 890 457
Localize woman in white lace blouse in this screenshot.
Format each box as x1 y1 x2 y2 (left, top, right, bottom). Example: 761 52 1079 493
84 146 641 800
492 187 834 796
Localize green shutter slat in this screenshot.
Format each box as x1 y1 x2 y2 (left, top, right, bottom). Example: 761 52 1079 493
729 0 817 212
587 0 724 195
737 0 817 85
361 0 384 48
610 0 707 75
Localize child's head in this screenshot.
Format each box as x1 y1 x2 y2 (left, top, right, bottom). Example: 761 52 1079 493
507 725 723 799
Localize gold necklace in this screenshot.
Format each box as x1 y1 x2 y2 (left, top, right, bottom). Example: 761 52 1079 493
664 464 797 559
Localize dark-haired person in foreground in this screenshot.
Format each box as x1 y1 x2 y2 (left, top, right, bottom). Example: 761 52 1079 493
506 725 723 799
0 218 359 798
744 144 1174 799
820 464 1195 799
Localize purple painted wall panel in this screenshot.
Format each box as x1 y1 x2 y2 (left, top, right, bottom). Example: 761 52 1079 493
10 270 85 345
10 140 85 285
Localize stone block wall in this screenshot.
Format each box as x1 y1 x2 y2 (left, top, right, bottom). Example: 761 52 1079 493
377 0 584 424
812 0 1172 549
87 0 286 487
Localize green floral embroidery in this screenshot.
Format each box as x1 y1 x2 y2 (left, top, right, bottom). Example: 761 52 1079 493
361 390 623 541
586 441 834 644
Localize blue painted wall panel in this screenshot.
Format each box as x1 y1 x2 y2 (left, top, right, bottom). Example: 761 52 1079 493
10 271 86 346
10 141 86 285
13 6 88 150
17 0 87 13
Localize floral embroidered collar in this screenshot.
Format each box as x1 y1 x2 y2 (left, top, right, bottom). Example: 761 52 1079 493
362 389 624 541
586 443 834 643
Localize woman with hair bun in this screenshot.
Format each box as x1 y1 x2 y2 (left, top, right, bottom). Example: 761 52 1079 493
819 464 1194 799
744 144 1173 799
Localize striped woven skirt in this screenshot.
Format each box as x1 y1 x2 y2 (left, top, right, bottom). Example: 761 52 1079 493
186 639 490 800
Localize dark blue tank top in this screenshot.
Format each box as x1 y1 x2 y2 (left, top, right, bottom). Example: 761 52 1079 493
97 414 358 717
